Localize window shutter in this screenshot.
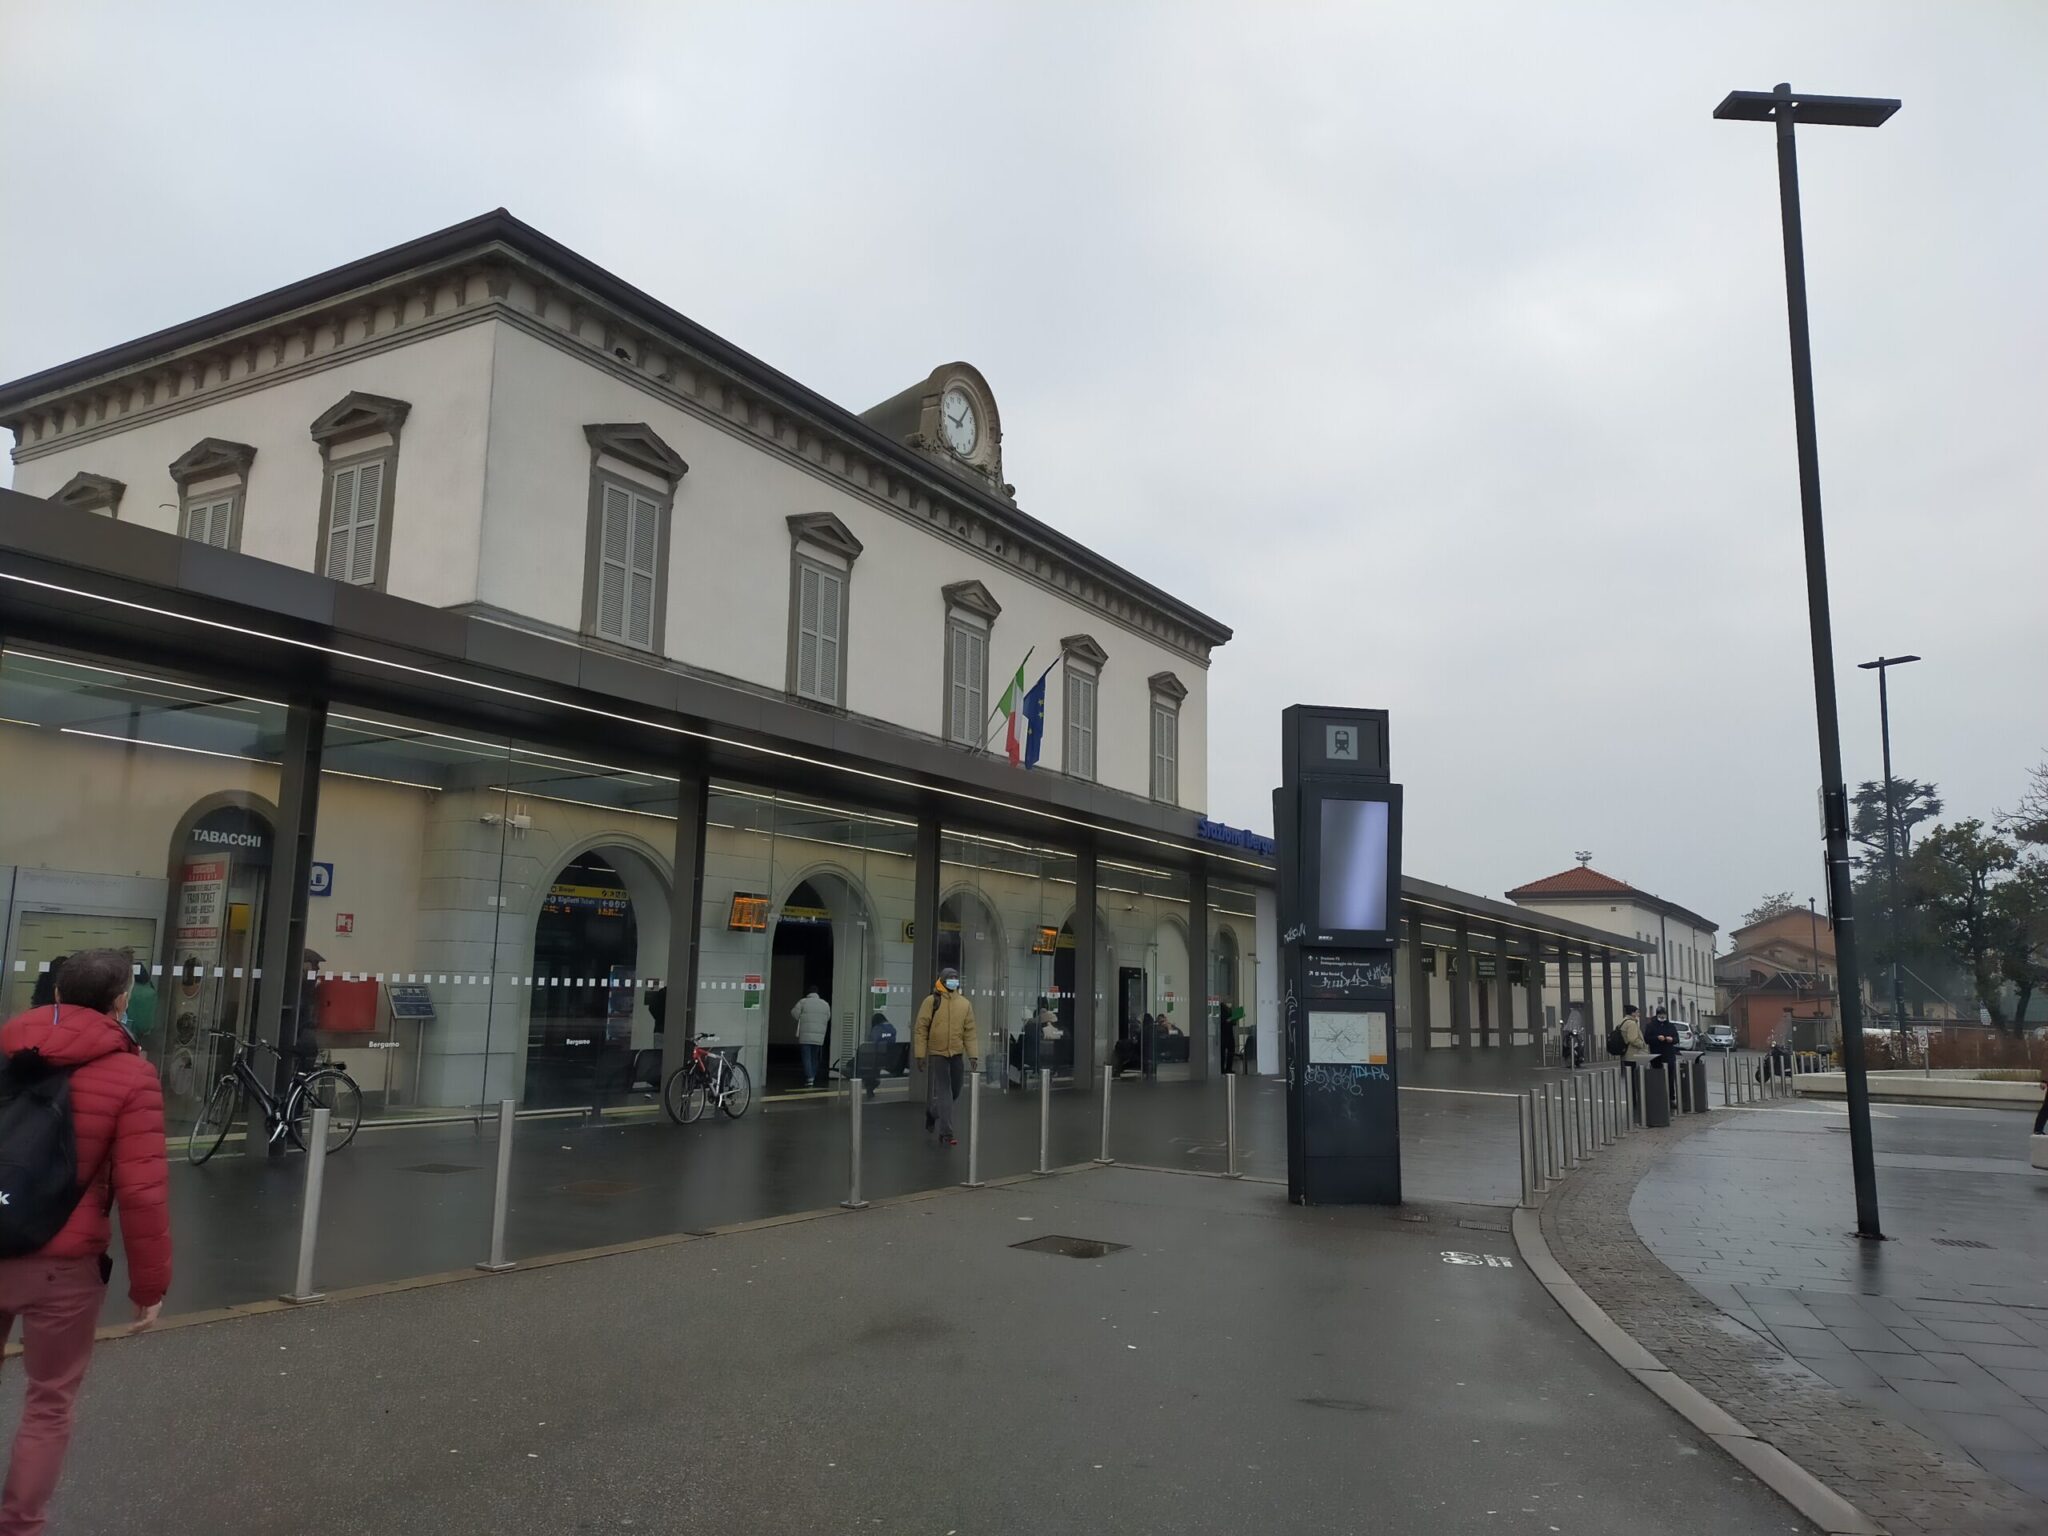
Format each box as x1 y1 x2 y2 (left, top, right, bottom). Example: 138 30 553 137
349 460 383 584
797 564 821 698
816 568 841 705
627 492 657 648
325 467 357 578
597 483 630 640
206 501 230 548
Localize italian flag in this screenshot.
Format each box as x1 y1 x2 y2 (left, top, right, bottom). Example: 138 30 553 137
997 659 1030 765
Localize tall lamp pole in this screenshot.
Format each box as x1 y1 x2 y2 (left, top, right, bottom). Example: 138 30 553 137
1715 83 1899 1240
1858 654 1921 1044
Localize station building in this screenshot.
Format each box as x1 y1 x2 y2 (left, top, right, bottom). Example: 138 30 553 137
0 211 1642 1131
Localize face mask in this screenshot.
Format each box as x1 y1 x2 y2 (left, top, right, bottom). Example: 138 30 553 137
116 1009 138 1041
943 978 960 993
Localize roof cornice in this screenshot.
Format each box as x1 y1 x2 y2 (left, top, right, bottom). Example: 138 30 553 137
0 210 1232 661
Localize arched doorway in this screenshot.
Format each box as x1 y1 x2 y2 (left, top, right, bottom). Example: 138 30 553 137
937 886 1004 1014
524 844 671 1108
764 869 873 1094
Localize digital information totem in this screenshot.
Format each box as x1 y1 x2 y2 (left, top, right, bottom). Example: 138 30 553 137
1275 705 1405 1206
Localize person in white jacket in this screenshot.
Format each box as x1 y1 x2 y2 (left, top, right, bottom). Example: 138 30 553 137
792 988 831 1088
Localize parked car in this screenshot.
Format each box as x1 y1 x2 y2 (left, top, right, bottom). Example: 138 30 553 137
1703 1024 1737 1051
1676 1023 1700 1051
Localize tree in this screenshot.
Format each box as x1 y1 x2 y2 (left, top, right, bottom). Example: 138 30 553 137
2002 756 2048 848
1908 820 2019 1028
1991 858 2048 1028
1740 892 1799 929
1851 777 1943 870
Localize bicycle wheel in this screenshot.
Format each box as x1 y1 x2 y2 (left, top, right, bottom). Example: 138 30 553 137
663 1064 707 1124
188 1077 238 1165
288 1069 363 1155
719 1060 753 1119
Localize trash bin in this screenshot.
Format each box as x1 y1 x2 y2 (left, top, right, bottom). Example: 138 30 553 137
1688 1055 1708 1113
1644 1064 1672 1128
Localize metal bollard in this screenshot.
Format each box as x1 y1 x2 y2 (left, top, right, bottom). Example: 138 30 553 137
1036 1061 1052 1175
1518 1091 1535 1204
1599 1068 1613 1146
1225 1072 1242 1178
282 1106 330 1304
1534 1088 1551 1183
841 1070 869 1209
1678 1057 1691 1114
1550 1080 1569 1170
1095 1063 1115 1164
477 1099 516 1272
961 1065 985 1189
1568 1075 1583 1163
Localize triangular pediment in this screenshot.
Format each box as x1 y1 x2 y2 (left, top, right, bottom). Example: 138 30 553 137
1060 633 1108 670
787 512 864 563
584 422 688 483
309 391 412 447
52 471 126 515
941 579 1001 623
1148 670 1188 704
168 437 256 488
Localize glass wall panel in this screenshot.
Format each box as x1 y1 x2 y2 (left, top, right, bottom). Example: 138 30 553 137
0 646 289 1130
696 785 918 1102
1211 879 1258 1075
309 708 683 1122
1100 859 1194 1082
940 831 1079 1093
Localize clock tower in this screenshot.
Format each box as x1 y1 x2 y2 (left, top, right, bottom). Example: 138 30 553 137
858 362 1010 499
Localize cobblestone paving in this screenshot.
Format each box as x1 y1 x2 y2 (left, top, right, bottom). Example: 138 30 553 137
1540 1109 2048 1536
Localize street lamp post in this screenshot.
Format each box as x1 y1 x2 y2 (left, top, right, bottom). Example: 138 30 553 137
1858 654 1921 1048
1715 83 1899 1240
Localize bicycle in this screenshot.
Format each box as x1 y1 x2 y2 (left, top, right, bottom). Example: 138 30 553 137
661 1034 752 1124
188 1030 364 1164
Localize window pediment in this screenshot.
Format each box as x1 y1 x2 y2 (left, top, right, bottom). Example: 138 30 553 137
787 511 863 564
941 579 1001 623
310 391 412 448
1061 633 1108 670
584 422 687 484
1148 670 1187 705
52 471 125 516
168 437 256 488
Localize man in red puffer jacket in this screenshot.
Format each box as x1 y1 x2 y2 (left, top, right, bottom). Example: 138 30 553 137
0 949 171 1536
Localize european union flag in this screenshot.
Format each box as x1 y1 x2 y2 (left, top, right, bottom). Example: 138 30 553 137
1021 662 1056 768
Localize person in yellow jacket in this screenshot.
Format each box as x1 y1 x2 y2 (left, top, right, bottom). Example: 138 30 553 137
914 966 979 1147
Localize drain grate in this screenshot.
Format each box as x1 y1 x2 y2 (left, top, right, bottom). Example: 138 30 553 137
556 1179 639 1197
1932 1238 1992 1250
1011 1235 1127 1260
401 1163 478 1175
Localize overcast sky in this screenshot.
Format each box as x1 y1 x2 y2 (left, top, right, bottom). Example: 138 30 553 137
3 2 2043 936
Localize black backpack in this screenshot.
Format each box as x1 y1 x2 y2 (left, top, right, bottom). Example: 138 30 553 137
1605 1025 1626 1057
0 1041 85 1259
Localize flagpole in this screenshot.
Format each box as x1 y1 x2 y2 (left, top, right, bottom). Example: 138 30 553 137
977 645 1034 746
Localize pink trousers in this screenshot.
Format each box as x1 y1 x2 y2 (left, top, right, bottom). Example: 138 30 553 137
0 1256 105 1536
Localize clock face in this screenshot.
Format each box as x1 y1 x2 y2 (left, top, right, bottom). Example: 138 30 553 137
940 388 978 457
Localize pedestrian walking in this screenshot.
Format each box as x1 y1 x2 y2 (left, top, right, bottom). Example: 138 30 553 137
861 1009 896 1099
2033 1071 2046 1137
791 987 831 1088
0 948 171 1535
913 967 978 1148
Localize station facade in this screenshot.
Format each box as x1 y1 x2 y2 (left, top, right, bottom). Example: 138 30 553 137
0 211 1645 1131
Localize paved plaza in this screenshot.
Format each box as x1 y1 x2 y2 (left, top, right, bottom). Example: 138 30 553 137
1633 1100 2048 1503
1543 1096 2048 1535
100 1064 1527 1325
17 1165 1812 1536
